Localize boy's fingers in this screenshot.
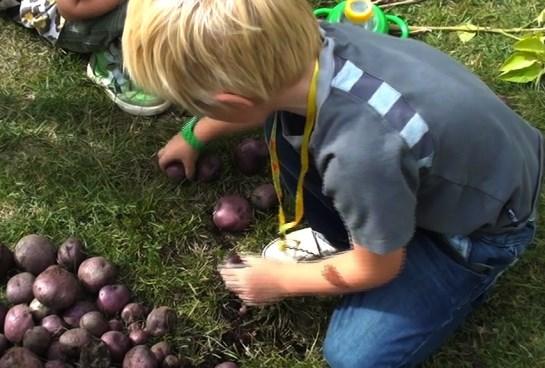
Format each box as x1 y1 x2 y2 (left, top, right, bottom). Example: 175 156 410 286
158 148 165 158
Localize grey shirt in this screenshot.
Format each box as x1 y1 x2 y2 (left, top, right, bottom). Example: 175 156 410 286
282 23 543 255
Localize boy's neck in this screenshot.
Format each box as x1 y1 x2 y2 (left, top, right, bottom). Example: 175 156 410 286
272 61 317 117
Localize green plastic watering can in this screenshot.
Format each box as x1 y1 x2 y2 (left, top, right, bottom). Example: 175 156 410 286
314 0 410 39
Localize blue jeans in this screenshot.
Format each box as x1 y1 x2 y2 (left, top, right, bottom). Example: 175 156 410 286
265 121 537 367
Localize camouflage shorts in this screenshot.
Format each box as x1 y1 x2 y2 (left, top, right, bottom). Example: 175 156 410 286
56 0 127 54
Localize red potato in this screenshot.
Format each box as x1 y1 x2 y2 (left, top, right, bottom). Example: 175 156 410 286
123 345 158 368
0 244 15 280
59 328 91 358
101 331 131 362
97 284 130 315
145 307 177 337
30 298 52 321
47 341 69 362
233 138 269 175
7 272 36 304
165 162 186 182
212 195 253 232
57 237 86 272
161 355 181 368
4 304 34 343
151 341 170 363
14 234 56 275
0 303 7 333
0 347 43 368
77 257 117 292
41 314 66 338
62 300 96 328
33 265 81 310
121 303 148 325
128 323 149 345
215 362 238 368
196 154 222 182
79 311 109 337
45 361 73 368
23 326 51 356
0 334 9 355
251 183 278 211
108 319 123 331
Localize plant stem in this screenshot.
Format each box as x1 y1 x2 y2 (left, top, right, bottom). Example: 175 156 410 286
375 0 427 9
408 25 545 36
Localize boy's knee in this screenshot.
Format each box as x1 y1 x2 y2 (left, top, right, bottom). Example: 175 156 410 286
323 332 376 368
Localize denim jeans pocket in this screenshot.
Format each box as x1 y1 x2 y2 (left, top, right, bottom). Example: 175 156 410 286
469 222 536 271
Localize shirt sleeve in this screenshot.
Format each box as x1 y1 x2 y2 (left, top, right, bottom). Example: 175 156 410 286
314 105 420 254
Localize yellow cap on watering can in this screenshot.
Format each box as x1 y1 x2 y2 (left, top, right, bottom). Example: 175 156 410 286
344 0 374 24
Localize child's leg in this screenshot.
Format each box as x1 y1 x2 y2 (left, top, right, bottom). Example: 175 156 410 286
323 223 535 368
56 1 127 54
264 116 351 250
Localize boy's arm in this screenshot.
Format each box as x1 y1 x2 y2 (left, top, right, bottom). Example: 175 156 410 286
280 245 405 296
220 245 405 305
193 116 264 144
57 0 123 21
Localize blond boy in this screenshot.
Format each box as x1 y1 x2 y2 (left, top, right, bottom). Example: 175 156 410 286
122 1 543 367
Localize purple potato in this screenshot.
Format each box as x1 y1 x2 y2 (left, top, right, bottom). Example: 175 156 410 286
145 307 177 337
123 345 158 368
128 323 149 345
0 244 15 280
0 303 7 333
213 195 253 232
79 311 108 337
215 362 238 368
77 257 117 293
108 319 123 331
14 234 56 275
29 298 52 321
4 304 34 343
58 328 91 358
33 265 81 310
97 284 130 315
251 183 278 211
165 162 186 182
196 154 222 182
62 300 96 328
45 361 73 368
47 341 69 362
41 315 66 338
0 347 43 368
121 303 149 325
23 326 51 356
233 138 269 175
162 355 181 368
57 237 86 272
225 254 243 265
151 341 171 363
0 334 9 355
101 331 131 362
6 272 35 304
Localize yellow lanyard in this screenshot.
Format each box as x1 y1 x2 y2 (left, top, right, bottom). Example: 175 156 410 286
268 61 320 249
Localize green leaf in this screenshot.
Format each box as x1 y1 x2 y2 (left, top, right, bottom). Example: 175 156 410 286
499 63 544 83
514 36 545 55
537 8 545 26
499 53 539 73
456 23 478 43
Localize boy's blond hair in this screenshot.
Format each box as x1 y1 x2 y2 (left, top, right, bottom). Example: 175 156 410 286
122 0 322 115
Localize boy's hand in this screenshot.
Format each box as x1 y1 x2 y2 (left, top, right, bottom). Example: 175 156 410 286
157 133 200 179
219 256 287 306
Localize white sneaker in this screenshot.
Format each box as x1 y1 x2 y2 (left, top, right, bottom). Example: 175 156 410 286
261 227 341 262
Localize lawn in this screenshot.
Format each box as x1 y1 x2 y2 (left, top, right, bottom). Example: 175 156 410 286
1 1 545 367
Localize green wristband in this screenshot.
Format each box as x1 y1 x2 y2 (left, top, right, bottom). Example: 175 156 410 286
180 116 206 152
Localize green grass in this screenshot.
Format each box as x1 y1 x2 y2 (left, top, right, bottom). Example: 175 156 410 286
1 1 545 367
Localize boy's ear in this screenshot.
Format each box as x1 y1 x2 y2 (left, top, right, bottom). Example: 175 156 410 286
214 93 256 108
